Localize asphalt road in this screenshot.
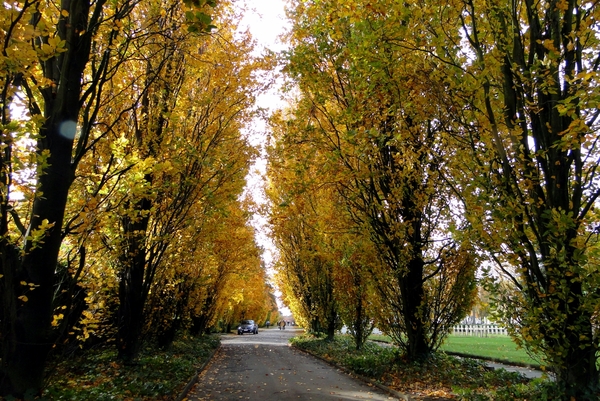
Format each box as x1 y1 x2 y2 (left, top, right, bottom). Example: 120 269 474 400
185 327 396 400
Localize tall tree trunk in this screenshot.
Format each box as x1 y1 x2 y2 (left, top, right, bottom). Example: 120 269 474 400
400 257 428 360
353 293 365 350
6 144 73 393
117 195 151 362
561 309 597 395
191 292 219 336
325 281 336 341
401 213 429 359
157 290 187 349
325 314 336 341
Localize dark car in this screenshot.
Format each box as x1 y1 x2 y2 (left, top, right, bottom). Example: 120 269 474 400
237 319 258 335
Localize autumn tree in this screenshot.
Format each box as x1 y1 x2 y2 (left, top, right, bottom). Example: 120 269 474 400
268 106 379 346
111 0 191 362
360 0 600 393
269 193 340 338
267 118 342 338
0 0 141 395
332 233 378 350
72 2 262 360
424 0 600 394
0 0 223 394
184 200 270 335
280 0 477 359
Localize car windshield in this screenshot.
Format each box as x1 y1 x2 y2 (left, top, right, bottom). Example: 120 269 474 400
241 320 253 325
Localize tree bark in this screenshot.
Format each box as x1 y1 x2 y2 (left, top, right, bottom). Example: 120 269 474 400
117 195 151 362
400 257 428 360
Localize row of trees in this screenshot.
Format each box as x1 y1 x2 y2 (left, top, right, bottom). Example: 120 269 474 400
268 0 600 397
0 0 277 397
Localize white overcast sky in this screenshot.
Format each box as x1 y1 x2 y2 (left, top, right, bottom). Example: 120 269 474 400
236 0 291 314
236 0 288 241
238 0 288 55
237 0 289 120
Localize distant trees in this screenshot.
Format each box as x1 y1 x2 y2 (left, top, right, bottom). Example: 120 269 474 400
267 129 340 338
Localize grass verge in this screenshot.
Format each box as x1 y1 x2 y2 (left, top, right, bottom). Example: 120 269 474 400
439 336 541 367
291 334 561 400
41 335 219 401
370 334 540 367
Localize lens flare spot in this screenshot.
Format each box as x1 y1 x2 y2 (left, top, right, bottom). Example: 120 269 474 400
59 120 77 139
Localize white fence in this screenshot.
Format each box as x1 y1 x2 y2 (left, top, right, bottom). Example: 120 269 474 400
452 324 508 337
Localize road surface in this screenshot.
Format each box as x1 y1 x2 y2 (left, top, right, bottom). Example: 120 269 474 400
185 327 396 400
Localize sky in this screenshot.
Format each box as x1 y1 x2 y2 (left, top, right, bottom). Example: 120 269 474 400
237 0 287 269
238 0 288 55
236 0 291 314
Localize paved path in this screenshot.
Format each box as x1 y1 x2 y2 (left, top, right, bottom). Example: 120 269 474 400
186 327 396 400
483 360 544 379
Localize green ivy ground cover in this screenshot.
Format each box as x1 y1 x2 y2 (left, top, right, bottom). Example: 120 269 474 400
40 335 219 401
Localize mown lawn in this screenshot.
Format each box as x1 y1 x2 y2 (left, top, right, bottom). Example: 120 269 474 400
370 334 540 367
41 335 219 401
439 335 541 366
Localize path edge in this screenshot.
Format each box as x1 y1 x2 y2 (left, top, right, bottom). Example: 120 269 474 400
175 343 221 401
443 351 544 371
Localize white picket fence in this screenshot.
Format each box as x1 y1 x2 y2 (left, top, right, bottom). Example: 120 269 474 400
452 324 508 337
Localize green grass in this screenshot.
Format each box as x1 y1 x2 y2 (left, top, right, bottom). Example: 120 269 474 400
440 335 541 366
370 334 541 367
